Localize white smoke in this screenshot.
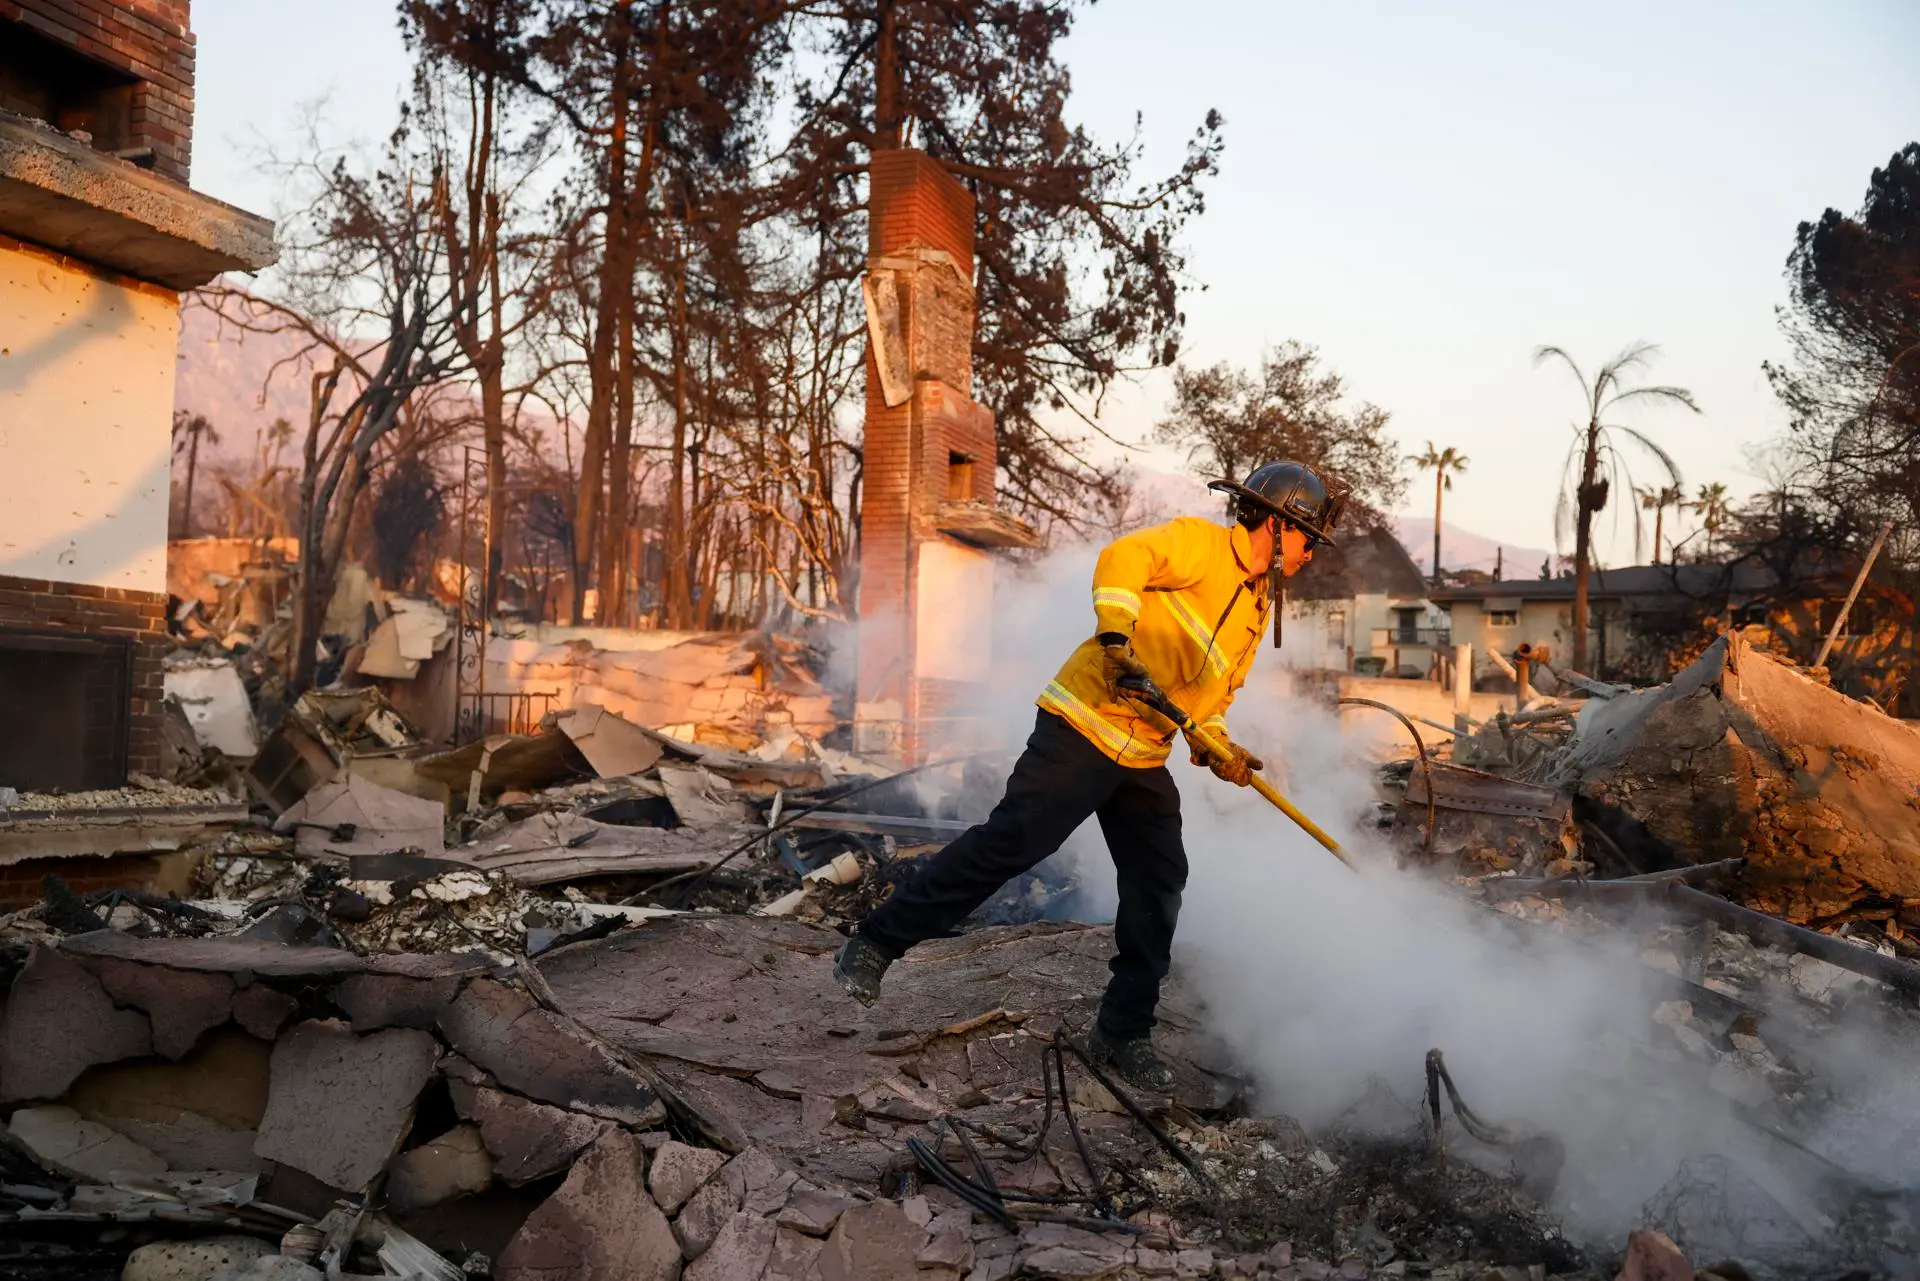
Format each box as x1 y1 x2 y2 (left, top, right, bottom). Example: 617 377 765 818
935 536 1920 1265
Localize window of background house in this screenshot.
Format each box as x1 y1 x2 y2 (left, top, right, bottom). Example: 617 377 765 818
1326 610 1345 641
1818 597 1878 635
1487 609 1518 627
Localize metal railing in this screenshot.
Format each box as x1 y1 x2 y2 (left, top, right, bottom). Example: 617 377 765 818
1369 627 1451 648
455 690 559 743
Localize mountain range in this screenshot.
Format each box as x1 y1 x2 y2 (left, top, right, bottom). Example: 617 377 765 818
1392 516 1552 578
172 299 316 464
1124 466 1549 576
171 319 1552 575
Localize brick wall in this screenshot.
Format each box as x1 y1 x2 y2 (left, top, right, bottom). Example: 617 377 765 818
858 366 915 709
0 856 161 906
0 853 179 910
0 0 197 182
914 382 997 508
0 573 168 780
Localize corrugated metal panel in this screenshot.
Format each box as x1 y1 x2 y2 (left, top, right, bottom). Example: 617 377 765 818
1405 762 1568 821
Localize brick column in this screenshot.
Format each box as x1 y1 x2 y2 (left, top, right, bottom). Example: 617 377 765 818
856 149 979 759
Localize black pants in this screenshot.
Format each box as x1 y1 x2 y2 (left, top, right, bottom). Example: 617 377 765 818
857 710 1187 1041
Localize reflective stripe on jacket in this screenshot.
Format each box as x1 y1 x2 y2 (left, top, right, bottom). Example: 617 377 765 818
1037 517 1270 767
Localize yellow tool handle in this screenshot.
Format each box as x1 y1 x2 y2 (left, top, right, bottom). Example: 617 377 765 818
1179 719 1358 871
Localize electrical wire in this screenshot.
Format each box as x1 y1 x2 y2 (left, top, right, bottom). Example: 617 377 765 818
1424 1048 1516 1154
904 1031 1222 1237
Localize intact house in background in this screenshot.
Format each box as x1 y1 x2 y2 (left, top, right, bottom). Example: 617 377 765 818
0 0 274 862
1432 562 1790 686
1278 525 1444 677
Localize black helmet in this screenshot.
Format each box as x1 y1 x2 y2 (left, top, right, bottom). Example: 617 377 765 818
1207 461 1343 546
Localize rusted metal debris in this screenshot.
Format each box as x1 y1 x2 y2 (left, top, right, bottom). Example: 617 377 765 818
1405 762 1569 822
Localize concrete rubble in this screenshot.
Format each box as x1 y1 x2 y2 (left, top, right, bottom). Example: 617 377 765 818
20 886 1888 1280
1556 632 1920 926
0 891 1568 1281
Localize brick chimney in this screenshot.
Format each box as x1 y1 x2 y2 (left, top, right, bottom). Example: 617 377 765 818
855 149 1036 761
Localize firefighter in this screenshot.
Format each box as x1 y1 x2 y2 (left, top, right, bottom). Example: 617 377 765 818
833 461 1343 1091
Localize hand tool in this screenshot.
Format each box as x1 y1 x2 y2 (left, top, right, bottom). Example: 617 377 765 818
1117 672 1356 870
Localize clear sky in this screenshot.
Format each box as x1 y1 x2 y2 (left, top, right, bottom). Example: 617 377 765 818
190 0 1920 559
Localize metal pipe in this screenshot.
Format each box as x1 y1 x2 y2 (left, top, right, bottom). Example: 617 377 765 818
1336 697 1434 854
1410 714 1461 738
1488 858 1745 896
1534 659 1625 700
1620 858 1747 884
1453 642 1472 737
1668 883 1920 996
1501 875 1920 996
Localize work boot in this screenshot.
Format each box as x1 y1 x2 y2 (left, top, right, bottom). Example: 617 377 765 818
1085 1026 1176 1094
834 933 893 1006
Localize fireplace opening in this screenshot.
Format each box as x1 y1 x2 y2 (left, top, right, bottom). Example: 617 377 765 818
0 629 131 792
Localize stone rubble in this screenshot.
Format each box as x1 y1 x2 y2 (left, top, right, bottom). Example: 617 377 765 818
0 914 1569 1281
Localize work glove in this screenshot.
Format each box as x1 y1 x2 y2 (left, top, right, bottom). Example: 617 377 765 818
1101 640 1151 701
1188 731 1262 787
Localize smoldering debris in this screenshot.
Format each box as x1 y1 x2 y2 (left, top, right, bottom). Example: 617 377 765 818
1154 628 1920 1280
0 910 1435 1281
4 605 1920 1277
12 844 1905 1280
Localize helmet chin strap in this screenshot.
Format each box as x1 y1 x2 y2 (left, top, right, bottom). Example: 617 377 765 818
1269 516 1285 649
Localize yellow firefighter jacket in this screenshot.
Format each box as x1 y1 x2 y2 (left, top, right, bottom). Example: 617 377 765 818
1037 517 1270 767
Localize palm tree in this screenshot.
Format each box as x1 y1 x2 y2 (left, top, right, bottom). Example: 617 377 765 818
170 410 220 539
1690 482 1732 560
1634 483 1684 564
1534 342 1699 671
1409 442 1469 587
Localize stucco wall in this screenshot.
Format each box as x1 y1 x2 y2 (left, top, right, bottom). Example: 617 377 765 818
1449 600 1571 679
0 240 177 592
1332 674 1512 729
1280 597 1351 671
